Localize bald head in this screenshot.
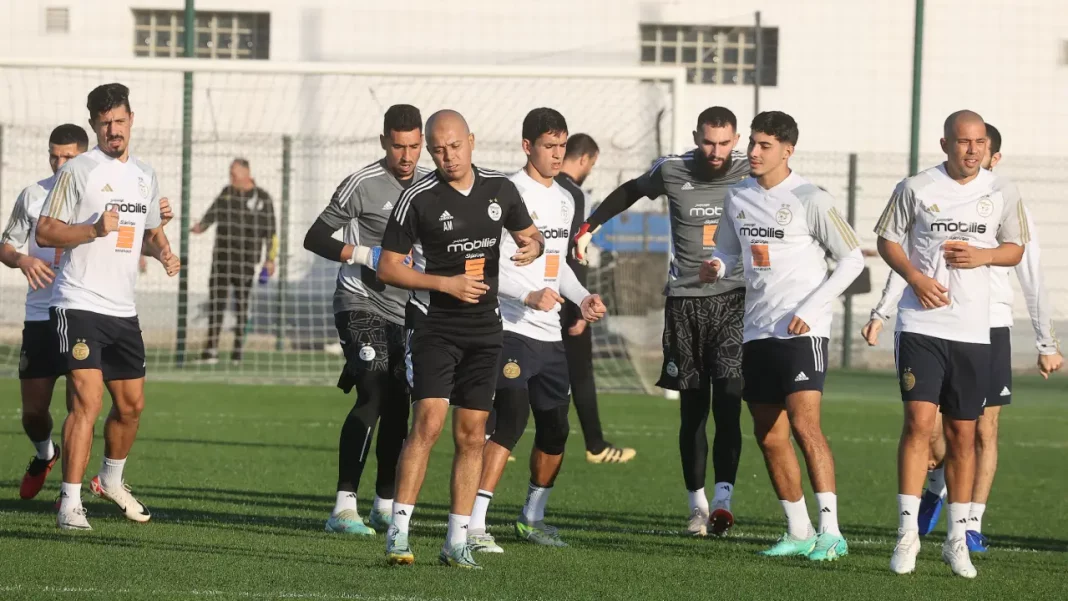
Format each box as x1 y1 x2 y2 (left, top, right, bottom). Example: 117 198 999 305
940 110 988 181
426 109 475 184
943 110 985 140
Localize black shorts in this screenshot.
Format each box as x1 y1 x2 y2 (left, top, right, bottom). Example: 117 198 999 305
19 320 63 380
742 336 829 404
496 332 570 411
895 331 990 421
334 310 407 393
405 325 502 411
50 307 146 381
658 290 745 390
986 327 1012 408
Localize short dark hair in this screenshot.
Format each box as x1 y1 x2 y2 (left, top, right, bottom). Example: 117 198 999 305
697 106 737 131
232 158 250 170
564 133 599 160
383 104 422 136
49 124 89 150
522 107 568 143
750 111 799 146
86 83 131 120
985 123 1002 154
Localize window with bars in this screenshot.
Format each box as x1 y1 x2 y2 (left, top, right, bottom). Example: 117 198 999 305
639 24 778 86
133 10 270 59
45 7 70 34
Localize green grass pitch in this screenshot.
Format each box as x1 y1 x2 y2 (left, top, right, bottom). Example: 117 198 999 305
0 371 1065 600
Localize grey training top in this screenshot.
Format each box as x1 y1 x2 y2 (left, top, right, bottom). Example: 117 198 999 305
634 150 749 297
317 159 431 324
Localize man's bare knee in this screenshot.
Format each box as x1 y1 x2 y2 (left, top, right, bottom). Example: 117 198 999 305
976 412 999 450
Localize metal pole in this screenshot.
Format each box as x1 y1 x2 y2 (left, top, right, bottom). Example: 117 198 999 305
175 0 195 367
754 11 763 116
275 135 291 351
842 153 858 369
908 0 925 176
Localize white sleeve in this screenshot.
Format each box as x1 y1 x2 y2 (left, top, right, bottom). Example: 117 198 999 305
1012 208 1059 354
498 273 537 303
557 261 590 306
793 190 865 325
874 179 915 244
872 265 908 321
710 190 742 277
1 188 33 248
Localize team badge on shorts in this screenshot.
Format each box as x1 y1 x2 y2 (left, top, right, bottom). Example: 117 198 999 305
19 351 29 372
900 368 915 392
487 201 502 222
665 361 679 378
72 340 90 361
503 361 521 379
358 345 376 361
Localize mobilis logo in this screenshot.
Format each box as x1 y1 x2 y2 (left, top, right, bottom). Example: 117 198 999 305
739 225 784 239
931 222 987 234
106 202 148 214
447 238 498 253
689 206 722 218
539 227 570 239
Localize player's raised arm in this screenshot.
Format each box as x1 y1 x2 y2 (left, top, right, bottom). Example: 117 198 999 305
574 159 665 264
35 165 110 249
792 190 864 329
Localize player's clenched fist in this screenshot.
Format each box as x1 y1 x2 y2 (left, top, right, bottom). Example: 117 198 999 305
159 197 174 227
906 272 949 309
94 208 120 238
699 259 722 283
580 294 607 323
524 287 564 312
159 247 181 277
860 318 883 346
442 273 490 304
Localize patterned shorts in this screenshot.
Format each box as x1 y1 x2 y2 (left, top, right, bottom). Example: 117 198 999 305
334 310 407 393
656 289 745 390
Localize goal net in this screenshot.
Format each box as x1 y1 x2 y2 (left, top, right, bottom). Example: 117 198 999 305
0 59 685 392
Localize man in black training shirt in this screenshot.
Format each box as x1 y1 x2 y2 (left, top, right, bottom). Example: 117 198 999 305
191 158 277 364
554 133 636 465
378 109 544 570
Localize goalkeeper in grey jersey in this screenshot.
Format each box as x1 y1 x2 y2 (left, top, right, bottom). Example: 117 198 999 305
303 104 428 536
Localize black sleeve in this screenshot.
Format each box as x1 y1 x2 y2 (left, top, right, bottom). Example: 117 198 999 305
585 178 648 228
382 200 418 255
200 188 227 228
501 181 534 232
303 216 347 262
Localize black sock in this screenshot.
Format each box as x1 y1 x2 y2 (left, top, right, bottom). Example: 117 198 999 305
710 377 743 486
679 388 711 491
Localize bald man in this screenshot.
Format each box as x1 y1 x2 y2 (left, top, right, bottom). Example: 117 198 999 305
378 109 545 569
874 110 1029 578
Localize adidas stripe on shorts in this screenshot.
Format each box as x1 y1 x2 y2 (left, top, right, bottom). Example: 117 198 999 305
741 336 829 404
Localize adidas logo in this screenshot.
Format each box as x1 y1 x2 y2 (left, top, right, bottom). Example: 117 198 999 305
968 516 979 522
820 507 831 513
383 201 394 210
794 372 809 382
397 510 408 516
956 518 967 524
1000 386 1011 396
345 492 357 499
681 181 695 191
900 511 911 516
439 211 453 221
930 204 940 212
736 210 746 219
101 184 114 192
531 211 539 220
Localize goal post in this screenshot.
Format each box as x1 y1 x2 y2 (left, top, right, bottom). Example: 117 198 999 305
0 58 686 392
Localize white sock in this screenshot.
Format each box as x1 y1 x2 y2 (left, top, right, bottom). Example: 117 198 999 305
927 467 947 498
815 491 841 536
780 497 813 539
332 491 357 516
898 494 920 531
59 482 82 512
968 503 986 533
948 502 970 540
446 513 470 549
392 502 414 534
470 489 493 532
523 483 551 523
33 438 55 461
712 482 733 507
688 488 710 513
99 456 126 490
372 494 392 514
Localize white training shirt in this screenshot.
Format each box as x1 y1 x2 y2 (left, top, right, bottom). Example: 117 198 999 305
874 164 1029 345
713 171 865 342
498 169 589 342
43 147 162 318
1 175 61 321
871 203 1058 354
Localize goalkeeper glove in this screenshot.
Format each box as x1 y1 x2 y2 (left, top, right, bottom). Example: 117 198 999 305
572 223 600 266
349 245 382 271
